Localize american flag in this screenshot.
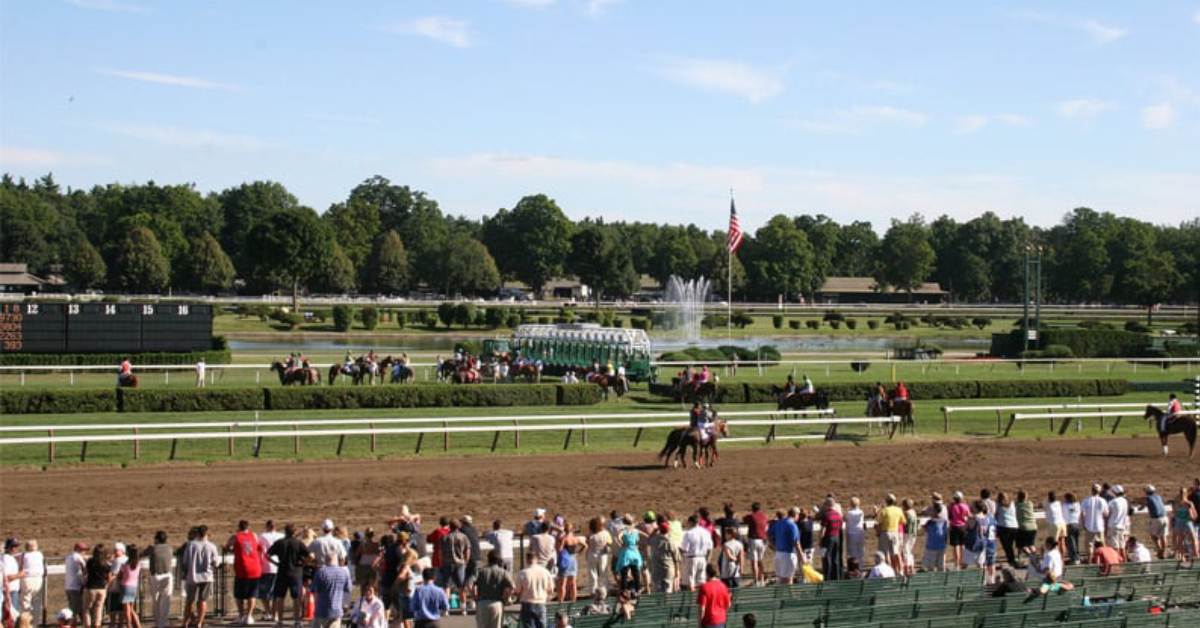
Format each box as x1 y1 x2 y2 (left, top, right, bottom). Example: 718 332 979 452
726 197 744 253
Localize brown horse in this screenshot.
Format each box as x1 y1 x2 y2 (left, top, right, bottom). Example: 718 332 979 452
587 373 628 399
773 387 830 411
659 419 729 468
117 373 139 388
890 397 915 433
511 363 541 383
677 380 718 404
1145 406 1197 458
270 361 319 386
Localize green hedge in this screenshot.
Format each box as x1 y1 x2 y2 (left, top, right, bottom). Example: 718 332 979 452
118 388 265 413
0 349 232 366
0 383 603 414
650 379 1129 403
991 329 1150 358
0 389 118 414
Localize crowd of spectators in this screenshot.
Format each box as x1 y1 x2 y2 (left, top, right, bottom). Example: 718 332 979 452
5 479 1200 628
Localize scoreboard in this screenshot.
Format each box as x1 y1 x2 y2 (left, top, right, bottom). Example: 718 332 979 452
0 302 213 354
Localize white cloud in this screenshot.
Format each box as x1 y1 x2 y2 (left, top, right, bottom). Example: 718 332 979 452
1010 11 1127 44
1081 19 1127 44
1194 9 1200 25
0 146 106 167
66 0 148 13
1057 98 1113 120
96 68 240 91
384 17 472 48
101 123 268 151
654 57 784 103
503 0 555 7
954 113 1031 134
790 105 929 134
586 0 623 16
1141 102 1177 130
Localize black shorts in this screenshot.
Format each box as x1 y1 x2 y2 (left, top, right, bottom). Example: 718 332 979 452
1017 529 1038 548
234 577 260 600
273 574 303 600
948 526 967 546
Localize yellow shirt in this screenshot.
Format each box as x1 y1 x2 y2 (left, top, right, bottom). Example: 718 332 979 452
877 506 904 533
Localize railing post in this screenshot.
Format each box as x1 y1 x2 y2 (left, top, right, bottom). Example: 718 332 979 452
228 425 234 456
70 371 74 386
443 421 449 451
293 423 299 455
563 427 573 450
80 440 88 461
513 419 520 449
336 434 345 456
633 427 644 448
416 432 424 454
133 427 140 459
941 407 949 434
370 423 376 453
581 418 587 447
169 438 178 460
995 410 1002 434
48 429 54 462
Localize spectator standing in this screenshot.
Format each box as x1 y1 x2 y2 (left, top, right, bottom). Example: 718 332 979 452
817 498 843 581
1015 491 1038 556
1144 486 1168 559
994 492 1018 567
116 545 141 628
514 556 553 628
1080 484 1109 556
310 555 351 628
554 522 580 603
1044 492 1067 558
948 492 971 570
19 540 44 618
460 517 482 611
742 503 769 586
844 498 865 566
613 518 646 592
409 568 449 628
83 545 112 628
901 499 919 576
389 532 419 628
64 542 88 627
258 521 285 621
582 518 611 595
227 520 265 625
875 495 905 573
268 524 312 627
528 524 556 574
718 527 743 590
352 529 380 590
310 521 347 568
1063 493 1082 565
680 516 712 591
438 520 470 610
485 521 515 573
426 519 450 575
3 539 21 614
768 510 801 585
695 565 730 628
1107 485 1130 556
796 509 814 565
647 522 681 593
922 508 948 572
195 359 206 388
472 551 514 628
182 526 220 628
1171 488 1198 560
147 532 173 628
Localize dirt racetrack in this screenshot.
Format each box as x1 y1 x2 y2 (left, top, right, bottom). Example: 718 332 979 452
2 436 1198 554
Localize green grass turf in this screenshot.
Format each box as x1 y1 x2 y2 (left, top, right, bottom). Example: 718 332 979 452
0 392 1174 467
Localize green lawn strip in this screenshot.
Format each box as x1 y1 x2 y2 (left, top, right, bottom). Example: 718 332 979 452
0 392 1171 467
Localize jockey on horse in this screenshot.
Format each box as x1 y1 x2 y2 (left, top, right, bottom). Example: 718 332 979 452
689 401 717 446
867 381 890 416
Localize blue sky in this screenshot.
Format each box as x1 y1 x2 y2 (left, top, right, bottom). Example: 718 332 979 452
1 1 1197 231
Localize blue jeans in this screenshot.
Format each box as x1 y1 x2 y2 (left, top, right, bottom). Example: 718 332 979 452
519 603 546 628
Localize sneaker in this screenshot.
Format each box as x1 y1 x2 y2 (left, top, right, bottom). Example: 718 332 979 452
245 617 256 625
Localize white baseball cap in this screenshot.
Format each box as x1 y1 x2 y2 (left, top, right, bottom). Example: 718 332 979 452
322 519 334 531
533 508 546 518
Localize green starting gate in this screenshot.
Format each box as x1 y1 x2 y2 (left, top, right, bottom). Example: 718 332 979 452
483 324 654 381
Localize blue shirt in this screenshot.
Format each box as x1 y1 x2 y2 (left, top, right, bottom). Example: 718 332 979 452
770 518 799 554
409 583 448 621
1147 494 1166 518
924 519 947 551
312 566 350 619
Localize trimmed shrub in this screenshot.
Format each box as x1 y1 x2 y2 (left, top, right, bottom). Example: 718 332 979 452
0 389 118 414
789 320 802 330
630 317 650 330
360 306 379 330
1124 320 1150 333
0 349 230 366
731 311 754 329
971 317 992 330
265 384 563 410
805 320 820 330
505 313 523 328
437 303 457 328
332 305 353 332
612 318 624 328
845 319 857 330
395 310 408 328
269 308 302 329
867 320 880 330
772 315 784 329
829 320 841 330
557 384 604 405
823 311 845 322
119 388 265 413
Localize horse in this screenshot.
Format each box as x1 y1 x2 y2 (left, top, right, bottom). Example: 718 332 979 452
890 398 915 433
436 360 458 382
452 368 480 384
117 373 139 388
511 363 541 383
388 360 416 384
1145 406 1197 458
270 361 318 386
588 373 628 399
773 387 830 411
659 419 729 469
678 379 718 403
328 358 370 385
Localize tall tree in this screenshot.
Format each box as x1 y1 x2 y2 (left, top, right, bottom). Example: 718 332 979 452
485 194 572 296
369 229 410 294
347 176 448 286
831 220 879 277
182 233 236 294
1111 219 1182 323
569 224 639 303
648 227 700 286
743 215 815 301
324 198 381 275
313 242 357 294
876 215 936 296
113 226 170 292
795 214 841 296
217 181 300 274
244 206 334 301
63 239 107 289
437 235 500 296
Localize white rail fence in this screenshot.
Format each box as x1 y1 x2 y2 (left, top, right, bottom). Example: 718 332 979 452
940 401 1199 434
1004 409 1200 437
0 409 902 462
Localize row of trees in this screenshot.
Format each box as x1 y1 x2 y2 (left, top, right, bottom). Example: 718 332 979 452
1 173 1196 307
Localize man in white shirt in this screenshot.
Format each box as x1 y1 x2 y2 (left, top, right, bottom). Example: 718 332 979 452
484 521 515 573
1106 485 1130 556
256 520 284 620
19 540 45 618
1125 537 1152 564
309 520 347 567
3 539 23 615
867 551 896 579
1031 538 1066 595
1044 492 1067 557
1079 484 1109 558
678 516 712 591
64 542 88 626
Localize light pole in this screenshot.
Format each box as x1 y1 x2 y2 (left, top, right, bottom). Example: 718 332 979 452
1022 244 1043 354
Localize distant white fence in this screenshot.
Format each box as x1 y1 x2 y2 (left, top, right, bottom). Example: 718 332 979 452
940 400 1199 434
1004 408 1200 437
0 408 905 462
